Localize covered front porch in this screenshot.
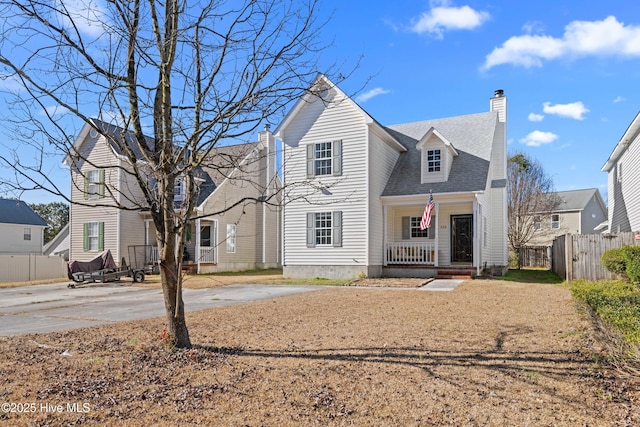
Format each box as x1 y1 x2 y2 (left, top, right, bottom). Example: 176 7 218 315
142 216 218 273
382 193 486 277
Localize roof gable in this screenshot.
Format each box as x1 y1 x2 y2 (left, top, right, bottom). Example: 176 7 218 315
0 199 48 227
602 111 640 172
550 188 605 213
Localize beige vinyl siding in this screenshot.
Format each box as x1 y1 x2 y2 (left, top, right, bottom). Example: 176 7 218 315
0 224 45 254
581 195 606 234
69 134 120 262
367 130 401 264
117 160 148 263
283 88 369 266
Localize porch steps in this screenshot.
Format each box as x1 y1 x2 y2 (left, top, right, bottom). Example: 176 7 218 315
435 266 476 280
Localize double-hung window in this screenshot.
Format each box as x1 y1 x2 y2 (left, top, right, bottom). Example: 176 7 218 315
533 215 542 231
307 140 342 178
23 227 31 241
551 214 560 229
306 211 343 247
83 222 104 251
402 216 435 239
85 169 105 200
410 217 429 238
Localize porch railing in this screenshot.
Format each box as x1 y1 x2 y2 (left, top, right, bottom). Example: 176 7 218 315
385 241 435 265
199 246 215 263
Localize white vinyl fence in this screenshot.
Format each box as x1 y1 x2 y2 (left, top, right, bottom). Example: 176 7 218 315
0 254 67 283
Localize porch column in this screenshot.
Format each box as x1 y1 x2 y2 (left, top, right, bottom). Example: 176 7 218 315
383 206 388 266
473 199 480 275
195 217 201 274
434 202 439 266
144 220 150 246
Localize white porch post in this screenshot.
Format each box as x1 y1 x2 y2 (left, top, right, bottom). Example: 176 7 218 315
144 220 150 246
383 205 388 266
195 217 201 274
473 199 480 275
434 202 439 267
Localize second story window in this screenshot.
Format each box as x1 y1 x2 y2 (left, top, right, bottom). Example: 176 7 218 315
427 149 441 172
23 227 31 241
85 169 104 200
551 214 560 229
307 140 342 178
533 216 541 230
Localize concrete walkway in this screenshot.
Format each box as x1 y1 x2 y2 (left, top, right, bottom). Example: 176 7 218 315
420 279 464 291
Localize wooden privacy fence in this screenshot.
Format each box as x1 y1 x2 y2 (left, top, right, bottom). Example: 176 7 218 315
520 246 550 268
0 254 67 283
552 232 639 282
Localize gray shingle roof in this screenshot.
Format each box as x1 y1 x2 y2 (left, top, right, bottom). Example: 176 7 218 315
550 188 599 211
0 199 48 226
381 111 499 196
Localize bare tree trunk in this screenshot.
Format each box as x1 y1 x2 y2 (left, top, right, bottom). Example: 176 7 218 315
159 259 191 348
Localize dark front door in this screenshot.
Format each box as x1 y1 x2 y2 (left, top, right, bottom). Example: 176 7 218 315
451 214 473 263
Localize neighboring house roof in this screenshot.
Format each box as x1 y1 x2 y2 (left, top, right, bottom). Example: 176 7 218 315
382 112 499 196
602 111 640 172
0 199 48 227
550 188 604 212
43 223 69 256
63 119 262 209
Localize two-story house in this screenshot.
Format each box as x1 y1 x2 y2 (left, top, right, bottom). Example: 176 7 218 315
601 111 640 233
276 75 508 280
0 199 48 255
63 119 280 273
527 188 607 246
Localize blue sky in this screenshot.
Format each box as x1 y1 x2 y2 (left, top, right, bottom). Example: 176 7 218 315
318 0 640 201
1 0 639 204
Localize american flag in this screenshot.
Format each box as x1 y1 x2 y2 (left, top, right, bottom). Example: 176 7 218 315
420 193 434 230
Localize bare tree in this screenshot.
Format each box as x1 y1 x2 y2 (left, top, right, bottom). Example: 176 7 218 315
507 151 561 268
0 0 344 348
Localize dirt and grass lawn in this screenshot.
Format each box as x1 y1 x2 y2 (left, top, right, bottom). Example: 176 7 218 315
0 273 638 426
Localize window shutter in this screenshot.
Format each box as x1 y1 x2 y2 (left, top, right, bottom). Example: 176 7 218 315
402 216 410 240
98 169 105 198
332 211 342 247
84 174 89 200
332 140 342 176
98 222 104 251
306 212 315 247
83 223 89 251
306 144 314 178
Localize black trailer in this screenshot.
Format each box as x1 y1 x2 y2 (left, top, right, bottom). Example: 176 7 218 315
67 249 146 288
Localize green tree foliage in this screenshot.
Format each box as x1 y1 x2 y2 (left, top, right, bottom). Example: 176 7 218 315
29 202 69 244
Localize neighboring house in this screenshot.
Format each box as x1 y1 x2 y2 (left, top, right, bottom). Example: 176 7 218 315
62 119 280 273
527 188 607 246
276 75 508 279
0 199 48 255
43 223 70 260
601 111 640 233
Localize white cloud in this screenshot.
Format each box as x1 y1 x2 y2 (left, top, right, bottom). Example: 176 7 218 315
356 87 391 103
542 101 589 120
57 0 109 37
519 130 558 147
410 3 490 38
528 113 544 122
482 16 640 70
613 96 625 103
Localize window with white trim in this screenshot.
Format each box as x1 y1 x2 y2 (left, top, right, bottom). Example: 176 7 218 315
84 221 104 251
401 216 435 239
410 217 430 238
533 215 541 231
226 224 236 253
87 169 101 200
306 211 342 247
427 149 441 172
306 141 342 178
23 227 31 241
551 214 560 229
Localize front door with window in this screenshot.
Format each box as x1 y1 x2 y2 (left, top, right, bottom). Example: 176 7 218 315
451 214 473 263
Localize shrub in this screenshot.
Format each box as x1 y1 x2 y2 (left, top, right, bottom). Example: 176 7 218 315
622 245 640 286
601 247 627 276
571 280 640 345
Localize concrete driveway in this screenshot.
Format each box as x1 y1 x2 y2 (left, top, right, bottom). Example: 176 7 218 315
0 282 323 336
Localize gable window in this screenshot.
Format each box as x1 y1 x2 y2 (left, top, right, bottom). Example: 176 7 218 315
402 216 435 239
533 216 541 230
306 211 342 247
306 140 342 178
23 227 31 241
427 149 441 172
83 222 104 251
226 224 236 253
551 214 560 229
84 169 105 200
